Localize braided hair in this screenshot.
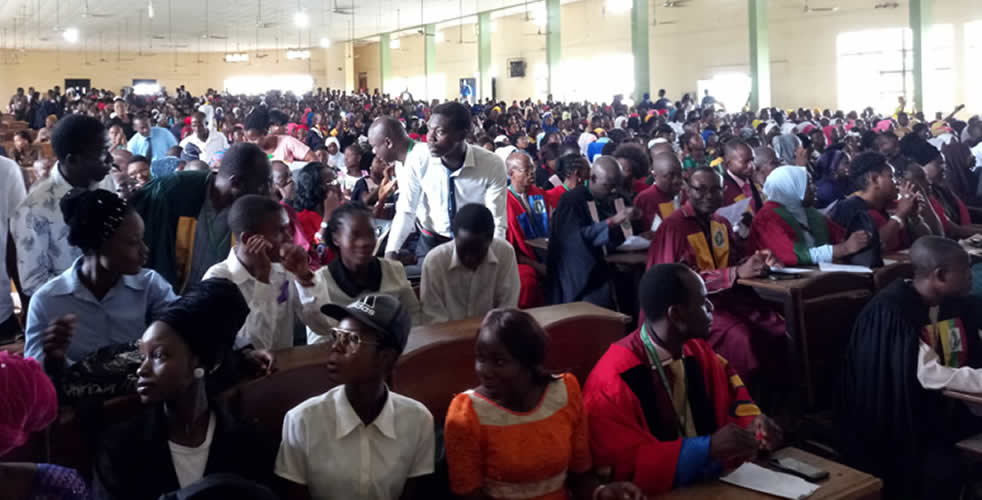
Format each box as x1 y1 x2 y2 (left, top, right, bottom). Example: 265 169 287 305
60 188 130 254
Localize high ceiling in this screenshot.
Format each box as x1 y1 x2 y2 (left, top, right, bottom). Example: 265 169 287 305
0 0 554 52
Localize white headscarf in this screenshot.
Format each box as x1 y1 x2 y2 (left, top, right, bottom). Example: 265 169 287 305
324 137 345 169
763 165 811 232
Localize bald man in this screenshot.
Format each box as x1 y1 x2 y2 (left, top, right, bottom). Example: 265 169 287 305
367 116 414 166
505 152 551 308
751 146 779 186
546 156 637 308
635 152 684 232
841 236 981 499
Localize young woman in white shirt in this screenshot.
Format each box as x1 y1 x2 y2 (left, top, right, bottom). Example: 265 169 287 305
284 202 425 345
93 279 277 500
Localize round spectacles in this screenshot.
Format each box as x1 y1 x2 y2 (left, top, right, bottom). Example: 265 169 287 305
327 327 380 356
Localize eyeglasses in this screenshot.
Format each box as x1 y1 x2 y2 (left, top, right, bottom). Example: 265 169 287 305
327 327 380 356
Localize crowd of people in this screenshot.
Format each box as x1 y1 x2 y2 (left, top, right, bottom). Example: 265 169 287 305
2 81 982 499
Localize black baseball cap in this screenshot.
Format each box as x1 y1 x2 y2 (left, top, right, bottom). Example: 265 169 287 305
321 294 411 353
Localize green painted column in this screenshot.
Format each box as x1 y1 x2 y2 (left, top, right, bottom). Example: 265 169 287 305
478 12 491 100
379 33 391 95
631 0 650 104
909 0 930 113
424 24 437 100
748 0 771 110
545 0 560 98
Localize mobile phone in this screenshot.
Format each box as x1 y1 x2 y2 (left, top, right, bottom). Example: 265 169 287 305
768 457 829 481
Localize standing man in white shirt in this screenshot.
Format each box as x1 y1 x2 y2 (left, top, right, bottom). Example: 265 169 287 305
420 204 520 323
384 102 508 262
11 114 115 305
180 112 229 164
0 155 27 342
367 116 414 167
275 294 434 500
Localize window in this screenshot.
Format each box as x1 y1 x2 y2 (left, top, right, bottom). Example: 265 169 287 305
698 74 752 112
965 21 982 115
554 53 634 103
836 26 953 115
223 74 314 95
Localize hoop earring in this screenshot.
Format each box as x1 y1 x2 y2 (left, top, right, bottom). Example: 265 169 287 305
193 367 205 379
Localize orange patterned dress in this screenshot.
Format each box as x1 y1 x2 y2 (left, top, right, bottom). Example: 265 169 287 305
444 373 591 500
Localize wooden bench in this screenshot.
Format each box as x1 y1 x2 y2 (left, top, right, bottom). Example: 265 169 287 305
394 302 630 424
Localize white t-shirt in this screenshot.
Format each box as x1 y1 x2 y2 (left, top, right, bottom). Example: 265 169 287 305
0 156 26 324
168 413 216 488
275 386 435 500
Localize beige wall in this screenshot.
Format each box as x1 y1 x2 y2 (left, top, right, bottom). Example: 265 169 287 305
0 45 349 101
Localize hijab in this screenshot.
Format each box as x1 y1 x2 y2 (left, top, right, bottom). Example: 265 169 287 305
763 165 811 230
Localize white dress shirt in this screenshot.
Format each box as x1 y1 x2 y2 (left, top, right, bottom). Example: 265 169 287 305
275 386 435 500
0 156 26 323
10 163 115 296
420 238 520 323
385 142 508 254
180 130 230 164
203 249 321 351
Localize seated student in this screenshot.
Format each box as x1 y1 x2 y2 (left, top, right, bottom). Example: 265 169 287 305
647 167 785 379
840 237 982 500
814 149 853 210
546 157 637 308
204 195 323 355
720 141 765 234
505 152 551 308
275 294 434 500
129 142 273 292
634 152 684 232
94 279 276 500
0 351 92 500
421 204 520 323
584 264 782 496
25 189 177 372
445 309 643 500
749 166 869 266
535 142 561 190
906 138 982 238
292 162 343 268
350 155 398 219
287 202 422 345
126 154 152 190
543 154 591 210
339 144 366 196
829 152 930 268
613 143 652 196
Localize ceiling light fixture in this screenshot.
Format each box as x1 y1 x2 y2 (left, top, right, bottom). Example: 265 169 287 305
294 11 310 28
148 1 154 18
319 37 332 48
63 27 79 43
389 38 400 49
224 52 249 62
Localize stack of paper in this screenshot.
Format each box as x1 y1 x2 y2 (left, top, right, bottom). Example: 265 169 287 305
819 262 873 274
617 235 651 252
721 463 820 499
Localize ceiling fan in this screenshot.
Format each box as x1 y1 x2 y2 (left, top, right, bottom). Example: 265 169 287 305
874 2 899 8
662 0 690 7
802 0 838 13
202 0 228 39
82 0 113 18
651 0 678 26
256 0 279 29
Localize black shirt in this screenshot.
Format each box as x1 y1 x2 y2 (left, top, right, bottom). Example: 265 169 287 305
828 195 883 267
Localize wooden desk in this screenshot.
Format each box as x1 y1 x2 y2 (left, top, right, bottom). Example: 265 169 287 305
738 272 873 409
943 389 982 406
403 301 629 354
606 250 647 266
652 448 881 500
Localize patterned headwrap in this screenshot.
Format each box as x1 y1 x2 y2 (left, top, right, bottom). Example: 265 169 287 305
0 351 58 456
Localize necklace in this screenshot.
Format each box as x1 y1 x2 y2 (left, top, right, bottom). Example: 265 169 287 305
640 324 689 437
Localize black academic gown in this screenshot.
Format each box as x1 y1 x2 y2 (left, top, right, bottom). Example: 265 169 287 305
546 186 625 308
839 280 982 500
92 403 276 500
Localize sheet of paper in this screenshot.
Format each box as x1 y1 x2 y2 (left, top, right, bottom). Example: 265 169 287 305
819 262 873 274
721 462 820 500
771 267 815 274
617 235 651 252
882 259 897 266
715 198 752 227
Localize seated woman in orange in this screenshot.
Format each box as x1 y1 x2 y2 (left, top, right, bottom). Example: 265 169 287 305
505 152 550 308
444 309 642 500
749 166 869 266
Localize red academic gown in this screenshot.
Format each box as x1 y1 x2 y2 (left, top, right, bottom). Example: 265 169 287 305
634 184 679 232
647 203 786 378
584 331 760 495
748 201 846 266
632 178 651 197
722 170 765 214
928 193 972 235
543 184 568 212
506 187 550 308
